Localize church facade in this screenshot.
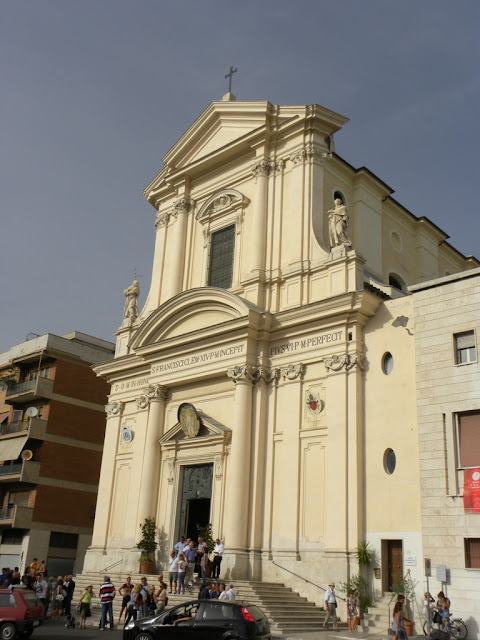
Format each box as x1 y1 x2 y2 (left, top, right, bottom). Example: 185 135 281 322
84 99 477 603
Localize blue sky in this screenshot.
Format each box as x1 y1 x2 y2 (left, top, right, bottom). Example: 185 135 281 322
1 1 479 351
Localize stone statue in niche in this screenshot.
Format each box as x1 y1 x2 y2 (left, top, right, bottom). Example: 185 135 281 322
328 198 352 249
122 280 140 327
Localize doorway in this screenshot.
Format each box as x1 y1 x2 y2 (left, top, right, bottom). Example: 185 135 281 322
382 539 403 591
177 464 213 541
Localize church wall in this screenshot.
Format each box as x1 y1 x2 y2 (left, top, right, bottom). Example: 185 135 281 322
363 295 424 595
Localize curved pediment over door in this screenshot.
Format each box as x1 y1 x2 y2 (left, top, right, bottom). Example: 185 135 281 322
159 409 232 448
130 287 264 350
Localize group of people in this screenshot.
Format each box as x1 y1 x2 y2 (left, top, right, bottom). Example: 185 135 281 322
425 591 452 636
169 535 224 594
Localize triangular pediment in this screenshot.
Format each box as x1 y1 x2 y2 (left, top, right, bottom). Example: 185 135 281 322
159 410 231 445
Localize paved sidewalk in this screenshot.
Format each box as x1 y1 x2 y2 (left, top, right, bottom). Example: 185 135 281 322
280 632 423 640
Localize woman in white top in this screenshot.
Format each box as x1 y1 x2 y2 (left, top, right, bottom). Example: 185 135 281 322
177 553 186 595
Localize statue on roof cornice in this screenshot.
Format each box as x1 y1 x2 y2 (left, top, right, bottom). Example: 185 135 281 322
122 280 140 327
328 198 352 250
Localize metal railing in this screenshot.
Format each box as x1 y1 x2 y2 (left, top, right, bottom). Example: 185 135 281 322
101 559 123 573
0 507 14 520
6 379 36 396
272 560 346 601
0 464 22 476
0 421 29 436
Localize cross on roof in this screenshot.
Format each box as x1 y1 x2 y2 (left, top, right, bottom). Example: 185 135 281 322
225 66 238 93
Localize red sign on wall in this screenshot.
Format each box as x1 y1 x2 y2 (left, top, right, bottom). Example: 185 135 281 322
464 468 480 513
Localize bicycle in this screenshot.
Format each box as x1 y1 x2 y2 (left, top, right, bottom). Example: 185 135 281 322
423 616 468 640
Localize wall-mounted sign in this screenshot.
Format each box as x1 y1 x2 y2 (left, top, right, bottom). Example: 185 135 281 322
405 555 417 566
436 564 447 583
463 468 480 513
178 403 200 438
425 558 431 577
121 425 133 444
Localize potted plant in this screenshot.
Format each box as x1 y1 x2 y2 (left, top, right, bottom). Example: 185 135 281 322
137 517 157 574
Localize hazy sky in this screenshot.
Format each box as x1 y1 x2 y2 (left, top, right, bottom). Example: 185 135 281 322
1 1 479 352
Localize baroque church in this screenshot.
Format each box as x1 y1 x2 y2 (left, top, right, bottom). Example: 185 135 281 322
83 96 477 601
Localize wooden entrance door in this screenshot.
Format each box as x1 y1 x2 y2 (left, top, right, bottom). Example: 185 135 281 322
387 540 403 590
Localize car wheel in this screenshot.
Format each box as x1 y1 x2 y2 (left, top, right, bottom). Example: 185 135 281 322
0 623 16 640
135 633 155 640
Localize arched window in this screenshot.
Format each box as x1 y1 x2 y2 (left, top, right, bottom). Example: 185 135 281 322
389 274 406 292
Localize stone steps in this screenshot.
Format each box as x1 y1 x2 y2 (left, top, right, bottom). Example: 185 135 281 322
73 571 347 633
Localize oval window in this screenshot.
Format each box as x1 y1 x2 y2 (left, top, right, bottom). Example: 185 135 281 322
384 449 396 475
382 352 394 375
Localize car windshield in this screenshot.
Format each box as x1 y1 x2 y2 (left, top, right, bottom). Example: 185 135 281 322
246 605 266 620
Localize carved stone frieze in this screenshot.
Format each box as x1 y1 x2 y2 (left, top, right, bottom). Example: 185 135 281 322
214 453 224 480
227 364 258 384
105 401 125 417
289 149 306 166
256 367 280 384
323 353 365 372
167 458 175 484
279 363 305 381
136 384 167 409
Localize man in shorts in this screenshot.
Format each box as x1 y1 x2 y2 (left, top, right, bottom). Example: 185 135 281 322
168 551 178 594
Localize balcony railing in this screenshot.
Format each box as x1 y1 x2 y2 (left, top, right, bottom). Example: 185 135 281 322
0 507 15 520
0 464 22 476
0 505 33 528
0 417 47 440
5 379 36 396
0 421 29 436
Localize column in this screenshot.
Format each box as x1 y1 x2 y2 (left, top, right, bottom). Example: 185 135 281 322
250 159 270 275
136 385 167 531
224 366 255 556
164 197 191 301
91 402 124 549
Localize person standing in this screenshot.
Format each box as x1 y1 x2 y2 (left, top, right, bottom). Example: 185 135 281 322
139 577 150 618
212 538 224 579
51 578 64 621
185 541 196 586
218 583 228 600
99 575 116 630
168 550 179 594
436 592 451 636
200 550 208 586
347 590 358 632
77 585 95 630
391 598 412 640
177 553 186 595
174 536 185 556
29 558 40 578
323 582 338 631
226 584 237 600
118 576 133 623
63 575 75 619
34 573 48 610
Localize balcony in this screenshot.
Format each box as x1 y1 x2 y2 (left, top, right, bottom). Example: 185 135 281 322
5 376 54 402
0 505 33 528
0 461 41 484
0 417 47 440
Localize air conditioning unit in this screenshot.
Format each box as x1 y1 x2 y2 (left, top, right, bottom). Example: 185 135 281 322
21 450 33 461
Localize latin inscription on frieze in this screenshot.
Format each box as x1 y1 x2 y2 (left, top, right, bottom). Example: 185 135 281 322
270 330 343 357
151 344 245 374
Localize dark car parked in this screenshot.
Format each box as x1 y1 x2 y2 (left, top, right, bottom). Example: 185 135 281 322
0 588 43 640
123 599 271 640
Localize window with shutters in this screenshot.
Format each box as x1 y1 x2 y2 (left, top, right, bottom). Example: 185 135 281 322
456 411 480 468
465 538 480 569
454 330 477 365
208 225 235 289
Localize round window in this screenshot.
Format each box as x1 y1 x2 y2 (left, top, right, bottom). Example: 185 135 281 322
382 352 393 375
384 449 396 475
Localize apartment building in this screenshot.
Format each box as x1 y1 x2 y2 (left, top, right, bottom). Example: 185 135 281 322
0 331 114 576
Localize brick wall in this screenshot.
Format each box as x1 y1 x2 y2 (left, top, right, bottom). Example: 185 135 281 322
47 401 106 445
33 485 96 528
38 442 102 485
52 359 110 405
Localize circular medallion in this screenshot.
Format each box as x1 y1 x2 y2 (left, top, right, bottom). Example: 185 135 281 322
178 403 200 438
305 391 323 415
121 424 133 444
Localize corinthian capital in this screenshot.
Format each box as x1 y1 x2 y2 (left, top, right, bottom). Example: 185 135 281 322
105 401 125 417
136 384 167 409
251 160 272 178
155 212 169 229
279 363 305 381
173 197 193 216
227 364 258 383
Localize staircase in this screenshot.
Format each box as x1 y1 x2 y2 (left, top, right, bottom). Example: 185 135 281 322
73 570 348 634
360 593 396 635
